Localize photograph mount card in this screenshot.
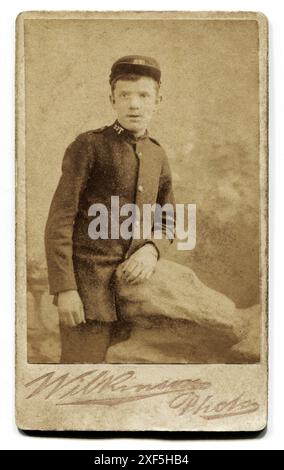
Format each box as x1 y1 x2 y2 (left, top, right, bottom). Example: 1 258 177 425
16 10 268 432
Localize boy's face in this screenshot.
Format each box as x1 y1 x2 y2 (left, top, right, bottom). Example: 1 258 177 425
110 76 161 136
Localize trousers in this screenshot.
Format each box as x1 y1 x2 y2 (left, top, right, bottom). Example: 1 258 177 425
59 319 132 363
60 320 112 363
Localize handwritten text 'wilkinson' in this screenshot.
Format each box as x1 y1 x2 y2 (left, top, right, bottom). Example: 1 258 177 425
24 369 259 420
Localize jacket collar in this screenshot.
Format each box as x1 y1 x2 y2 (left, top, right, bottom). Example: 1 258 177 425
111 120 148 144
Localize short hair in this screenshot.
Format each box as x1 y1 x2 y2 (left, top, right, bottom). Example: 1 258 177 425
110 73 160 95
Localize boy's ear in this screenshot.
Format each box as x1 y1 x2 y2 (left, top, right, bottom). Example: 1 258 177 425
109 94 115 106
156 94 162 105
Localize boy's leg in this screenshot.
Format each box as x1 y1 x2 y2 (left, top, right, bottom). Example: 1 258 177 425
59 320 112 363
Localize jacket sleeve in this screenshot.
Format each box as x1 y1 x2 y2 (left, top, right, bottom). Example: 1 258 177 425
44 135 94 295
150 153 175 258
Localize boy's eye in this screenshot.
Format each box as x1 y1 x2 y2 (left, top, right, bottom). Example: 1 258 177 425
118 91 151 99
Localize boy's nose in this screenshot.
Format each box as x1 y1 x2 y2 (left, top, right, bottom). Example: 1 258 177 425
129 96 140 108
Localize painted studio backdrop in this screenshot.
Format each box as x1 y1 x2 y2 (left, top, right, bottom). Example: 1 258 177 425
25 18 260 363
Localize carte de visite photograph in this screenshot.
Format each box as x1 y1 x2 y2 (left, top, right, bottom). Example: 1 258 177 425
16 11 268 432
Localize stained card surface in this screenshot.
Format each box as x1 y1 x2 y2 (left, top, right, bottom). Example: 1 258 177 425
16 11 268 431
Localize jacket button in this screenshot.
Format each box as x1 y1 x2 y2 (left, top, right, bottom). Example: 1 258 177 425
137 151 142 158
138 184 144 192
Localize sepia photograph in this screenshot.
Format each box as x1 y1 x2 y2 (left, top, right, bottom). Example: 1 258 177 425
16 10 268 431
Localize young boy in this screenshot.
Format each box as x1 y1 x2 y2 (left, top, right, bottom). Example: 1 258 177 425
45 55 175 362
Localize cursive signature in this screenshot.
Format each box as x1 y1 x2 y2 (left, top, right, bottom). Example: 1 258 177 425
24 369 259 420
168 392 259 419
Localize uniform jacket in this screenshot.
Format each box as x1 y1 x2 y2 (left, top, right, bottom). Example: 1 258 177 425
45 120 175 322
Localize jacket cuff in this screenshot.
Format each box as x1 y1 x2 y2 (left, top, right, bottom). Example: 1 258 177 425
145 237 172 259
48 275 78 295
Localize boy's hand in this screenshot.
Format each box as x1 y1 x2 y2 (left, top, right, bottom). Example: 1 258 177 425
57 290 86 327
121 243 158 284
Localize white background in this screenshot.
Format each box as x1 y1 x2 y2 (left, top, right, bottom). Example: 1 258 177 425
0 0 283 450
